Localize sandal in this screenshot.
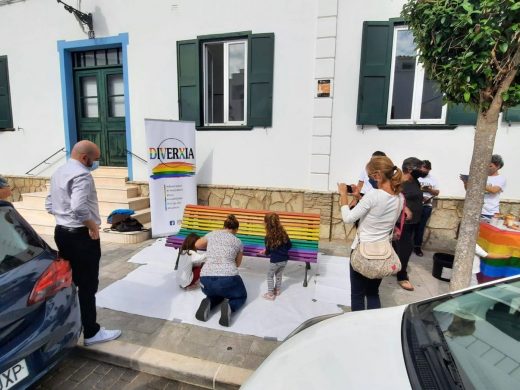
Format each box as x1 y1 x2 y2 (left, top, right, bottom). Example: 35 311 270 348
398 280 414 291
274 288 281 296
263 292 276 300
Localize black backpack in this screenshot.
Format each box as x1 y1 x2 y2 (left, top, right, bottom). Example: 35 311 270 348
109 217 147 232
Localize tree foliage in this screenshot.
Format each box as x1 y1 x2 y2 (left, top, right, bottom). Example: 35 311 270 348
402 0 520 112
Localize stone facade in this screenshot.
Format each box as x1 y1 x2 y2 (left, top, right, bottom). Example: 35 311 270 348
5 176 520 251
1 175 49 202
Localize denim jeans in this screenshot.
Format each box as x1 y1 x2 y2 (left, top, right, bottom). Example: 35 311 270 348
200 275 247 312
413 206 433 248
349 263 382 311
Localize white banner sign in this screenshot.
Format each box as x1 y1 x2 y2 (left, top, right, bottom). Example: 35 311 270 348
145 119 197 237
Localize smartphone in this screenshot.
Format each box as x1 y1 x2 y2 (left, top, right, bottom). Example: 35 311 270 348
460 174 469 181
346 185 353 193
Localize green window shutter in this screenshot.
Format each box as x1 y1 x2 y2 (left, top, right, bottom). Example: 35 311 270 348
177 40 200 126
504 105 520 123
446 103 477 125
247 33 274 127
356 21 393 126
0 56 13 129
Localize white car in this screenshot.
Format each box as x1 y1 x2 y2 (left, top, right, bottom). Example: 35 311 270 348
242 276 520 390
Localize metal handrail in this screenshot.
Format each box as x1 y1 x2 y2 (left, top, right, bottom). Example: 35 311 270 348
126 149 147 164
25 147 66 176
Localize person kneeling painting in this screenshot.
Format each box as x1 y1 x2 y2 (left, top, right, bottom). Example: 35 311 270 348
194 214 247 327
176 233 207 290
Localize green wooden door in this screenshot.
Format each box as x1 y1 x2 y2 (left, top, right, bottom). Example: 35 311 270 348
74 68 127 166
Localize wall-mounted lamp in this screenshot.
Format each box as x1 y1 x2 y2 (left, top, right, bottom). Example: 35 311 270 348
57 0 95 39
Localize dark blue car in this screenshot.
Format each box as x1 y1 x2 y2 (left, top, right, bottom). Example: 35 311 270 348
0 200 81 389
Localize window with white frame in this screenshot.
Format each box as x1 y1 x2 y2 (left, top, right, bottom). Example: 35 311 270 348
203 40 247 126
387 26 446 125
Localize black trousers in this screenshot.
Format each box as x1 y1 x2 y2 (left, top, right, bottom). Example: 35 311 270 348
54 226 101 339
393 223 417 281
413 206 433 248
349 263 382 311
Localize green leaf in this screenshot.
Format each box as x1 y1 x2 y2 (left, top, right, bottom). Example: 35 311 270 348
511 2 520 11
502 92 510 102
464 91 471 102
462 1 473 12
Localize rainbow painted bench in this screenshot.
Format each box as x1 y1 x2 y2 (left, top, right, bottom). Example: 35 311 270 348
166 205 321 286
477 221 520 282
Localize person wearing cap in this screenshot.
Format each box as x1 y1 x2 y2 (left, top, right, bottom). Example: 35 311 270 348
413 160 440 257
0 176 12 200
461 154 506 219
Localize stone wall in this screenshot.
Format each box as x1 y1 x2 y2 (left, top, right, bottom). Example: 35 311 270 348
5 177 520 251
1 175 49 202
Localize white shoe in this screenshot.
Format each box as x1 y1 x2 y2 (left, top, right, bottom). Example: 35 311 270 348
84 327 122 346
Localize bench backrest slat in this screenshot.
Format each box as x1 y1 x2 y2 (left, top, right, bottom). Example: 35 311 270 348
166 205 320 263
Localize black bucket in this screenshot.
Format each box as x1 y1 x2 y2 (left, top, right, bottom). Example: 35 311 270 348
432 253 455 282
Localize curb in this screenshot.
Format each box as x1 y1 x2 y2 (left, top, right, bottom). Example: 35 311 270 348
77 340 253 389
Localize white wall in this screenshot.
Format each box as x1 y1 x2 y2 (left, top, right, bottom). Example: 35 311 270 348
0 0 518 199
0 0 317 190
329 0 519 199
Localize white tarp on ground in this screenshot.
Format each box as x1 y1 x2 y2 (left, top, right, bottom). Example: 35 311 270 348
96 240 350 340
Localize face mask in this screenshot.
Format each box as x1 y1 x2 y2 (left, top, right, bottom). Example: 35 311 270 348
368 177 378 189
411 170 426 179
88 161 100 171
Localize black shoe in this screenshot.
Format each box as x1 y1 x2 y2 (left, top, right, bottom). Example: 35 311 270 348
414 247 424 257
195 298 211 322
219 299 231 327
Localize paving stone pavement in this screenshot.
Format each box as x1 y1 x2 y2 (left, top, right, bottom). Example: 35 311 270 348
31 350 203 390
36 234 451 387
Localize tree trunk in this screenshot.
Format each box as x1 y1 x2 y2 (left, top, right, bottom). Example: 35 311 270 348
449 110 499 291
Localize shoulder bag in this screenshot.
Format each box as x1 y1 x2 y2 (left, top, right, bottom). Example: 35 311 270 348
350 195 402 279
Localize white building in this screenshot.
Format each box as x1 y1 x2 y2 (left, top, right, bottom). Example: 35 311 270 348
0 0 518 199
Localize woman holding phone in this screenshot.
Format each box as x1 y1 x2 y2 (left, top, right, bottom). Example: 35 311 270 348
338 156 404 311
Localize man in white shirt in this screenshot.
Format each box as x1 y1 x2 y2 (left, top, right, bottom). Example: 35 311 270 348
413 160 440 256
46 140 121 346
460 154 506 218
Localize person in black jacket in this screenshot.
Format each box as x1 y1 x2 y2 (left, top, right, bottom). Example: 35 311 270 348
393 157 426 291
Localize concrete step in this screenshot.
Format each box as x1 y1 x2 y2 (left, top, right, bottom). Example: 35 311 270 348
30 223 152 244
14 204 151 229
93 176 128 188
91 167 128 178
22 186 140 206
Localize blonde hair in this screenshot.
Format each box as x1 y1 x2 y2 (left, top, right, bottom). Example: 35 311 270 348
366 156 403 194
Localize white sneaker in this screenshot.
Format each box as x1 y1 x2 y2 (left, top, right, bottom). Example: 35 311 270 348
84 327 122 346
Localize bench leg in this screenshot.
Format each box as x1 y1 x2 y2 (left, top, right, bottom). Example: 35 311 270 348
174 250 181 270
303 262 311 287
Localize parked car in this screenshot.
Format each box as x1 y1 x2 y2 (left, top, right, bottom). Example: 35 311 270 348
242 275 520 390
0 200 81 390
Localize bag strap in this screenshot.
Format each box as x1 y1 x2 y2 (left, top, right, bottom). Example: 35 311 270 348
389 194 404 239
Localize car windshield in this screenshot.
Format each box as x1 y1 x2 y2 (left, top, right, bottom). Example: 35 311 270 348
408 279 520 390
0 206 46 275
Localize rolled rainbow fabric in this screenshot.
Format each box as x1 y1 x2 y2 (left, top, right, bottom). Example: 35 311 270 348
477 222 520 282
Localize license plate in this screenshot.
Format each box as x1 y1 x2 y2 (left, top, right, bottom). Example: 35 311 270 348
0 359 29 390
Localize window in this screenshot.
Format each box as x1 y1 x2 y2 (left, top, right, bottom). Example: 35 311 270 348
0 55 13 130
203 40 247 126
387 27 446 125
73 48 122 68
356 21 477 127
177 32 274 130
